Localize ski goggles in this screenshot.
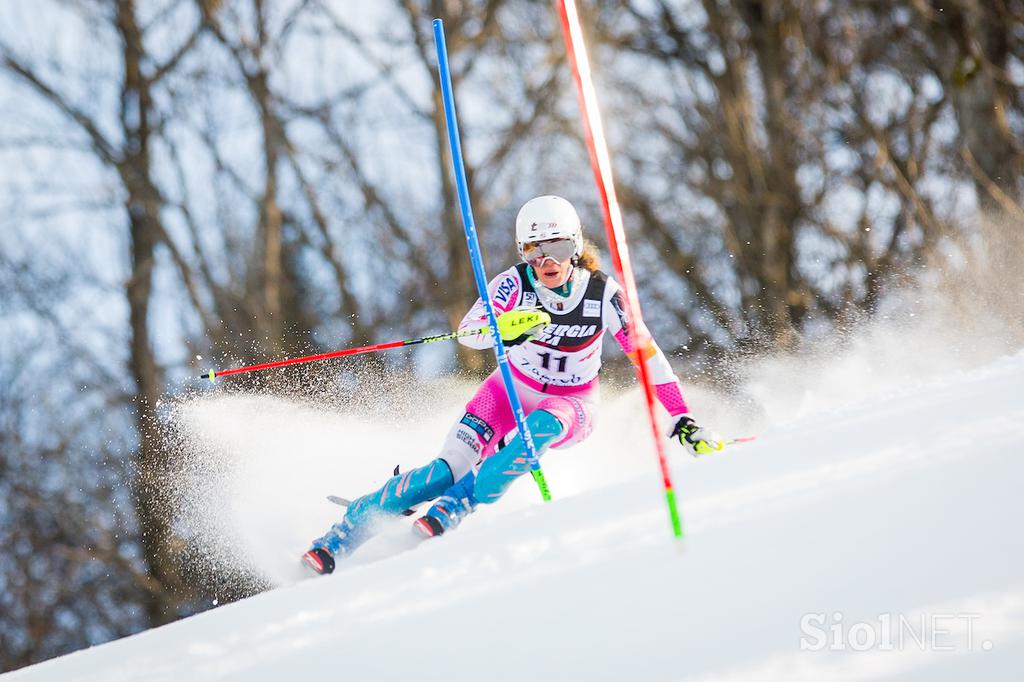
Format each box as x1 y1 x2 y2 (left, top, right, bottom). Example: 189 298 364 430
522 238 576 266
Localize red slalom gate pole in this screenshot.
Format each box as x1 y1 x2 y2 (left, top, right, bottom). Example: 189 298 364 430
198 327 486 382
556 0 683 538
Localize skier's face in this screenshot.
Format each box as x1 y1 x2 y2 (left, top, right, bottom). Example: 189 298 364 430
532 256 573 289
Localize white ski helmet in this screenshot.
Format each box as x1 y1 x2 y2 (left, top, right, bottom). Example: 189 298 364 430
515 195 583 262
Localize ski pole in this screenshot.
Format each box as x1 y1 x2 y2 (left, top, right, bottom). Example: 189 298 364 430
198 327 486 382
433 18 551 502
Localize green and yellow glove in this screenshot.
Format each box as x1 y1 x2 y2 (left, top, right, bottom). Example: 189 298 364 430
669 414 724 457
495 308 551 346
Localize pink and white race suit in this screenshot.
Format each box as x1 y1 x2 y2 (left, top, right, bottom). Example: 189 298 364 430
437 263 691 480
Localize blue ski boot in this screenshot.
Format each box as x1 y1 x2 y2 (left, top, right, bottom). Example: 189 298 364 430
304 458 453 574
413 409 565 539
414 471 479 538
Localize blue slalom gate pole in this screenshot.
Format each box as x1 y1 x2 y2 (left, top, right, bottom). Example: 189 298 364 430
432 18 550 502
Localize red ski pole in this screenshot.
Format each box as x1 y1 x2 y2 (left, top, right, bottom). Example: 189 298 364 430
199 327 486 382
556 0 684 538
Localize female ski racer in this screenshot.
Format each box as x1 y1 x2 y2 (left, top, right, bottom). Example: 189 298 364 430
303 195 723 575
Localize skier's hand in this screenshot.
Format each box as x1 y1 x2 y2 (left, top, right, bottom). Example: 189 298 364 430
496 309 551 346
669 414 724 457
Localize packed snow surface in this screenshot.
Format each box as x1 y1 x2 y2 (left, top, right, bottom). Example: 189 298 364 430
7 326 1024 681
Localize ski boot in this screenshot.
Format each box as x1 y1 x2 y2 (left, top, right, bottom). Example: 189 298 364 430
413 409 565 538
413 471 479 538
304 458 453 574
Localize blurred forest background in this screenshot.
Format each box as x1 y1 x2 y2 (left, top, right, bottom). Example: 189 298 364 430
1 0 1022 671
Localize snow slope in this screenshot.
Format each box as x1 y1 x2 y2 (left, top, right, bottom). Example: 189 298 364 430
6 330 1024 680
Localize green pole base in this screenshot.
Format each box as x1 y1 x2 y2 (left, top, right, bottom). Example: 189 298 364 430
665 487 683 538
531 468 552 502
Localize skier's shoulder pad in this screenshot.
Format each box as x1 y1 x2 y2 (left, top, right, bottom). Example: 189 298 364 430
588 269 618 300
490 264 526 308
488 264 525 291
589 268 610 285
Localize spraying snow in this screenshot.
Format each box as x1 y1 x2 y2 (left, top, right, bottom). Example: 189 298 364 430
160 274 1022 595
8 272 1022 681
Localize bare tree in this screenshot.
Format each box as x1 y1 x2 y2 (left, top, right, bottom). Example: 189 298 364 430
2 0 206 630
916 0 1024 211
3 0 1021 670
589 0 1005 357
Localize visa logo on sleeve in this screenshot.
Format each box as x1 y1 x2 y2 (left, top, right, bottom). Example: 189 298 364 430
493 276 517 305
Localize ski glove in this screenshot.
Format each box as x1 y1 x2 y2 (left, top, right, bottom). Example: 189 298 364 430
669 414 724 457
495 308 551 346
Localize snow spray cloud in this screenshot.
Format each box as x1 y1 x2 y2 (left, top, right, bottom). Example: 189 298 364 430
159 358 668 592
158 212 1023 593
735 211 1024 425
160 364 479 593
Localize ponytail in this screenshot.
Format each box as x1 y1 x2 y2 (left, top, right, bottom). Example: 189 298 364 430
575 239 601 272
